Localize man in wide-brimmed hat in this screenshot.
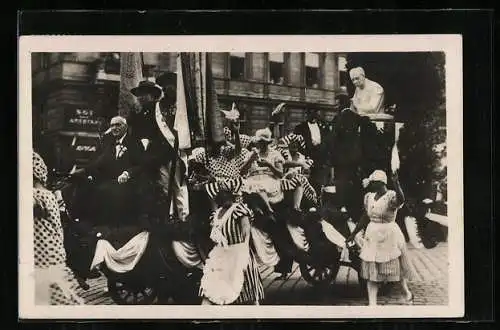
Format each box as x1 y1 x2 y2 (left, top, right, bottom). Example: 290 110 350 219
128 75 190 222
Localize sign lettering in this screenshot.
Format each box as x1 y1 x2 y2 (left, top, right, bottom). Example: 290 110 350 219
75 145 97 152
68 118 101 125
65 107 103 132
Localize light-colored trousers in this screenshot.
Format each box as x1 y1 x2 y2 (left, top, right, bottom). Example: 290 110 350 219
159 151 190 220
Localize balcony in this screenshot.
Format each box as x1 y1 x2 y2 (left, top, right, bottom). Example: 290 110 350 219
32 61 95 88
268 84 302 102
304 88 336 105
214 77 338 107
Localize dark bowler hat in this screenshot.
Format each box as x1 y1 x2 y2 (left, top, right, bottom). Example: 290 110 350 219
156 72 178 102
130 80 163 98
155 72 177 88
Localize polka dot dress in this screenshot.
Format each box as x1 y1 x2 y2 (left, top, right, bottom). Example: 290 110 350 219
191 146 250 181
33 151 83 305
34 188 83 305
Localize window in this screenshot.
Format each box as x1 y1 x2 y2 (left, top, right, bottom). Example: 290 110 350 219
269 53 285 85
305 53 320 88
103 52 121 74
338 55 349 87
238 106 247 134
230 52 245 80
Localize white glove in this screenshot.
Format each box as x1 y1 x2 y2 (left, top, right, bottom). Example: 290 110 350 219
117 171 130 184
141 139 150 151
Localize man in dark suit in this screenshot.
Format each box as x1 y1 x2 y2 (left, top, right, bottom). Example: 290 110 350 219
81 116 146 226
293 109 330 193
330 91 367 224
127 78 187 222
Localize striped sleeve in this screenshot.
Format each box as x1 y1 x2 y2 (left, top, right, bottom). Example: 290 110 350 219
205 181 220 199
279 148 292 161
281 133 306 150
205 177 244 199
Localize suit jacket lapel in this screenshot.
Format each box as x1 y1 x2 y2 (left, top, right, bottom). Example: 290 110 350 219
300 123 311 147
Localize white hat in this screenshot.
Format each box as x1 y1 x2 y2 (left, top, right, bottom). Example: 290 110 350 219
189 147 206 161
253 128 273 143
368 170 388 184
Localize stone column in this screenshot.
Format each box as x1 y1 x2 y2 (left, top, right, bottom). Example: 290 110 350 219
287 52 304 86
323 53 339 90
248 53 267 81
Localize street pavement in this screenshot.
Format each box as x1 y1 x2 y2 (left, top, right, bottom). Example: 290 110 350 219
75 242 448 306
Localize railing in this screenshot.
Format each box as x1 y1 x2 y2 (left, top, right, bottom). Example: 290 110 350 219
213 77 340 106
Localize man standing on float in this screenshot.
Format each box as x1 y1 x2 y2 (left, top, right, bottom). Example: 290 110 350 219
128 74 190 222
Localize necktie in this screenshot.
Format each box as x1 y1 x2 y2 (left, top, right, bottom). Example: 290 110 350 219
115 141 123 158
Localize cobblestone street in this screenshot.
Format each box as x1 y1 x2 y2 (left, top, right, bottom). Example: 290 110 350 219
76 242 448 306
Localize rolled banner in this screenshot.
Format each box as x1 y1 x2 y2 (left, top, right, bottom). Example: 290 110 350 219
175 54 192 150
118 52 143 118
390 144 400 173
206 53 226 144
395 122 404 143
391 122 404 173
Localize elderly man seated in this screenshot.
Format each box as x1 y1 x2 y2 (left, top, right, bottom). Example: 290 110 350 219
77 116 147 226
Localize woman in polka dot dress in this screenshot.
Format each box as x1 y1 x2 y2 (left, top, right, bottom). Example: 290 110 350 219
190 121 251 209
32 151 84 305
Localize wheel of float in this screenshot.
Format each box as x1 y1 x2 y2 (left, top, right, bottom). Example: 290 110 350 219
299 262 339 287
107 278 159 305
167 269 203 305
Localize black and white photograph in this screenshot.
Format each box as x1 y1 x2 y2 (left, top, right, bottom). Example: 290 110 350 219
19 35 463 319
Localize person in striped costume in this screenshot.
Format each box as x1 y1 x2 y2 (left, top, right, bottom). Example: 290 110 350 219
240 128 309 210
347 170 414 306
199 181 264 305
278 135 318 210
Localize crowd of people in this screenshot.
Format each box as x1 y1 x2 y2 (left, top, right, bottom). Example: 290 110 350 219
32 66 415 306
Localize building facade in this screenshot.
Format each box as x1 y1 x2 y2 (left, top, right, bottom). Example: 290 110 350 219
31 52 348 172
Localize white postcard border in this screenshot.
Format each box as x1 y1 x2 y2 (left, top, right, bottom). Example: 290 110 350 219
18 34 464 319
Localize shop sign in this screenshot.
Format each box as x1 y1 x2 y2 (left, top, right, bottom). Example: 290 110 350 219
66 108 103 132
59 134 101 165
